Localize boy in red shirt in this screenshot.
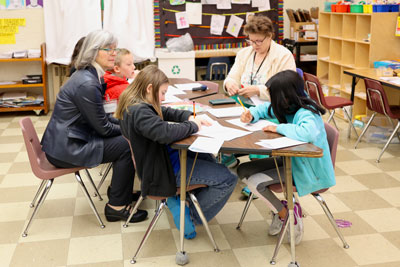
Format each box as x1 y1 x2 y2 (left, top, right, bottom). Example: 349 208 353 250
104 48 137 100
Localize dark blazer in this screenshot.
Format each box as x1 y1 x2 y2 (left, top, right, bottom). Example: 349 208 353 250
120 103 198 197
41 66 121 167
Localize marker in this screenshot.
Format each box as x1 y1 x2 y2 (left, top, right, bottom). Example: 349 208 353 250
193 101 196 118
237 97 246 112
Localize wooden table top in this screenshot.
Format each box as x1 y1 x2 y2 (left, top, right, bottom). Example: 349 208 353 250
343 68 400 90
169 78 219 100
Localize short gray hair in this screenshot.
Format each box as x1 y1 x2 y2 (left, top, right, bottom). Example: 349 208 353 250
75 30 118 78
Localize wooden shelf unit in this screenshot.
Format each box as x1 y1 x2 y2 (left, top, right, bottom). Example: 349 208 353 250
0 43 48 115
317 12 400 119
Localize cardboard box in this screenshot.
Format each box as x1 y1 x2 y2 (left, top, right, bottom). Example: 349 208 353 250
290 22 318 41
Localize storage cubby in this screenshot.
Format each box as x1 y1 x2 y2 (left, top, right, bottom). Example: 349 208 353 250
330 14 343 37
329 39 342 63
317 60 329 84
342 15 356 40
355 43 370 68
356 15 371 41
341 66 354 92
318 37 330 60
319 12 331 36
328 63 341 88
341 41 355 67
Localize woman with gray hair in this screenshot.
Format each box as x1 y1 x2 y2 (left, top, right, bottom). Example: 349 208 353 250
41 30 147 223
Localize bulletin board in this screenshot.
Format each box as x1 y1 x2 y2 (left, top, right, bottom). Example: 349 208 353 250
154 0 284 50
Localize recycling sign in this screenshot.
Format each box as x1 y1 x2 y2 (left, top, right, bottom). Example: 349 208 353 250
171 65 181 75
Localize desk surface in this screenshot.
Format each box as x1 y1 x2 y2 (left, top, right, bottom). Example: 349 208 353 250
169 78 219 100
344 68 400 90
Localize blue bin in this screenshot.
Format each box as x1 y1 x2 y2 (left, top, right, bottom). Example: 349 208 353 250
373 4 390 12
389 4 399 12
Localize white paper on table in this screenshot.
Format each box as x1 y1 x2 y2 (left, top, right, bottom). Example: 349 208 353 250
380 77 400 85
195 120 251 141
226 118 277 132
174 83 204 90
189 137 224 154
226 15 244 38
167 85 186 95
250 95 267 106
210 15 226 36
186 2 202 25
252 0 267 7
256 137 307 149
162 94 182 104
201 0 217 4
258 0 271 11
175 12 190 29
216 0 231 9
231 0 250 4
208 107 244 118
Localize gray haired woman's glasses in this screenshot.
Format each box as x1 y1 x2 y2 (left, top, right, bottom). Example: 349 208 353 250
99 48 120 54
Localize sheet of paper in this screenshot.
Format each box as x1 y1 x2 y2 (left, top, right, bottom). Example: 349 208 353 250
174 83 203 90
170 0 185 5
167 85 186 95
175 12 190 29
226 118 277 132
258 0 271 11
201 0 217 4
210 15 226 36
216 0 231 9
380 76 400 85
162 94 182 104
189 137 224 154
252 0 266 7
195 120 251 141
256 137 307 149
186 2 202 25
250 95 267 106
231 0 250 4
226 15 244 38
208 107 244 118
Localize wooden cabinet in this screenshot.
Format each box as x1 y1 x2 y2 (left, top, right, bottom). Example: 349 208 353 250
0 43 48 115
317 12 400 119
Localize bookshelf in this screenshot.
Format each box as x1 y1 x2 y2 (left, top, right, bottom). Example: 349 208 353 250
317 12 400 119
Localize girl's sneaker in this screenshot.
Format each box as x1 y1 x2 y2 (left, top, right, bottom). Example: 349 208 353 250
241 186 258 199
166 196 196 239
268 200 286 235
220 154 239 168
288 202 304 245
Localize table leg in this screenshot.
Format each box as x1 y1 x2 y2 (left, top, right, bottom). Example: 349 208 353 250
348 76 357 138
177 149 189 265
285 156 299 267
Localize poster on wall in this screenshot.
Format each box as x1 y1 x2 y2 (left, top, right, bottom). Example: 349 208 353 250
6 0 24 9
26 0 42 8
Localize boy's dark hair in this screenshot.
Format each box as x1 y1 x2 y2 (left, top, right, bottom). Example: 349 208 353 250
266 70 326 123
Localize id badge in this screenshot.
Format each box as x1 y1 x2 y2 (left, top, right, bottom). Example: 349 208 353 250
103 99 117 114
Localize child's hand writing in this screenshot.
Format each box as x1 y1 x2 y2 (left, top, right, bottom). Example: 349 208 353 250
262 125 277 133
225 81 239 96
189 116 212 130
240 110 253 123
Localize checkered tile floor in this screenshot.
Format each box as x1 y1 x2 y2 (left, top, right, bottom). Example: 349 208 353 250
1 112 400 267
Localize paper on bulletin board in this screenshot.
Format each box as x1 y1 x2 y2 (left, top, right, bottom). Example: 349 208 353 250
170 0 185 5
0 0 5 9
0 18 26 27
201 0 217 4
210 15 225 35
0 26 18 34
258 0 271 11
6 0 24 9
175 12 190 29
216 0 231 10
231 0 250 4
226 15 244 37
186 2 202 25
0 33 16 44
26 0 43 8
252 0 267 7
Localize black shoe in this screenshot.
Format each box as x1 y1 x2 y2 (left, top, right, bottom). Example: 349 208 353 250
104 204 148 223
107 186 141 202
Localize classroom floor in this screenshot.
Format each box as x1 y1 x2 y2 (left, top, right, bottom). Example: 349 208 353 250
1 112 400 267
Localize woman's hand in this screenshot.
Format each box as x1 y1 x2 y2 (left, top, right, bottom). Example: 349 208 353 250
240 110 253 123
238 85 260 98
225 81 239 96
262 125 277 133
189 116 212 130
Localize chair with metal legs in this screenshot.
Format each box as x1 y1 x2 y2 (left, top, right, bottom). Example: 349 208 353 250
354 78 400 162
303 72 359 138
236 122 349 264
92 162 112 198
122 138 219 264
20 117 105 237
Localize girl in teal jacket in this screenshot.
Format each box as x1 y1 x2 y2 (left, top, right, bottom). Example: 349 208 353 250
237 70 335 244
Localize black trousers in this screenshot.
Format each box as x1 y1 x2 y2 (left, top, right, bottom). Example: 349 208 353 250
46 135 135 206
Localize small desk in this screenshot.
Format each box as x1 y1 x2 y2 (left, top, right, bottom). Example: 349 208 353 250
171 93 323 266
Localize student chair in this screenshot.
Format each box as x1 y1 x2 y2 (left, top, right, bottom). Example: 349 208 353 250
121 137 219 264
19 117 105 237
354 78 400 162
93 162 112 197
204 57 230 81
236 122 349 264
296 68 304 79
303 72 358 138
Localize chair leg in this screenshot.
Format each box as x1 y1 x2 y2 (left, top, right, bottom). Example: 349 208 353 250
22 179 53 237
84 169 103 201
123 195 145 228
30 180 46 208
270 210 290 265
99 163 107 176
386 116 400 142
95 163 112 197
75 171 105 228
354 112 376 149
313 194 349 249
327 110 339 130
189 192 220 252
155 199 160 213
343 107 359 138
130 200 167 264
376 121 400 163
236 192 254 230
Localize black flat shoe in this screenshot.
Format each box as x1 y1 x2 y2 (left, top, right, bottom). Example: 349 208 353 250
107 186 141 202
104 204 148 223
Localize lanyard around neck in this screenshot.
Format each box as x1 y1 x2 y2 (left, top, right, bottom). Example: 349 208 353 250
250 52 267 85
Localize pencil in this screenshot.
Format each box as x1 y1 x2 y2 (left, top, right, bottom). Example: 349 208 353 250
193 101 196 118
237 97 246 112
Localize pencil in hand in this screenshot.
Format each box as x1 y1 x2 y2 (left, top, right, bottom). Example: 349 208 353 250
237 97 246 112
193 101 196 118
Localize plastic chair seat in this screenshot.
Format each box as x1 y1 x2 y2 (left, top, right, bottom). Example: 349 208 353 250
324 96 354 109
